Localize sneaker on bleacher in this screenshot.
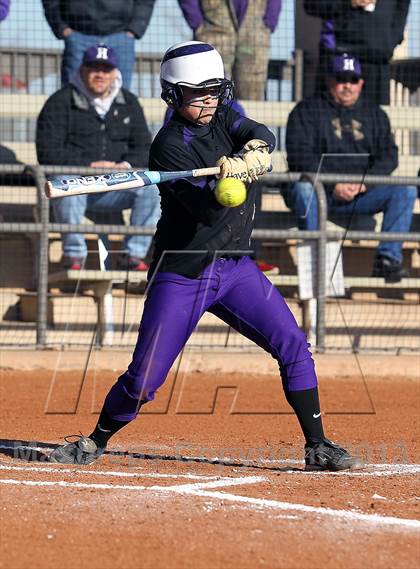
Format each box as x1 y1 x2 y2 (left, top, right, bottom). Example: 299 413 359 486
61 256 86 270
117 255 149 271
256 260 279 275
372 255 409 283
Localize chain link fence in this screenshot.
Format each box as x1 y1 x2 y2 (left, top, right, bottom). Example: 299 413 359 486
0 1 419 353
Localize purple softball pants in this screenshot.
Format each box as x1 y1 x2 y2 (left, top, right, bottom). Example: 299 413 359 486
104 256 318 421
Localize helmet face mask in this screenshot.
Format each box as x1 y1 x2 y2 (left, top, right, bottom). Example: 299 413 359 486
160 42 234 113
177 79 233 107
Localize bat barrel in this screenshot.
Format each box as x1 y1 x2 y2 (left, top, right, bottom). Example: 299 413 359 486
44 166 223 199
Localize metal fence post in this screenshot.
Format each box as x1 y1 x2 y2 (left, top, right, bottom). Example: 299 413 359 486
28 166 49 348
293 49 304 102
314 180 328 351
301 175 328 351
299 173 328 352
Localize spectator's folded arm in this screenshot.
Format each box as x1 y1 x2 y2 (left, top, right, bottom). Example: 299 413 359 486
303 0 350 19
129 0 156 39
41 0 68 39
263 0 282 32
391 0 411 47
0 0 10 22
286 104 321 173
367 109 398 176
177 0 204 31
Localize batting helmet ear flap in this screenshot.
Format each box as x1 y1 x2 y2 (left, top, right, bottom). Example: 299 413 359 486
161 84 183 108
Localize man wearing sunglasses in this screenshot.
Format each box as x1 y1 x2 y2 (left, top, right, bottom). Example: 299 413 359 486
284 54 416 282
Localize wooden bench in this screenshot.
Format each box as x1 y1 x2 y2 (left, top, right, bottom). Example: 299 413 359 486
0 184 38 223
269 274 420 291
3 95 420 127
42 269 418 347
44 271 306 345
47 269 148 345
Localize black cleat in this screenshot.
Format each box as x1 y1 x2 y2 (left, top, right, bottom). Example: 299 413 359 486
49 435 105 465
372 255 409 283
305 439 364 471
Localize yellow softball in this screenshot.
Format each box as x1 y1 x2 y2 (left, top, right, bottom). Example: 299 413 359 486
215 178 247 208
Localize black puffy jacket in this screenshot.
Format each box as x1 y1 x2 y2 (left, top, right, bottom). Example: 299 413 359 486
36 85 151 167
286 92 398 178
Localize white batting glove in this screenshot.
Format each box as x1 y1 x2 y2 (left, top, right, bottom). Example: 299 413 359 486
242 139 272 182
216 155 249 182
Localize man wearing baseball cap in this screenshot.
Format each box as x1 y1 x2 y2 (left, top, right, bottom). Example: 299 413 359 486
329 53 363 83
82 44 119 69
36 44 160 272
285 53 416 282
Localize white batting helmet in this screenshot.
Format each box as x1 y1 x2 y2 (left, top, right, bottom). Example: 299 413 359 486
160 41 233 107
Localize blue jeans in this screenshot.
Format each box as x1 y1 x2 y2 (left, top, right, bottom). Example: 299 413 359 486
62 31 135 88
52 186 160 260
283 182 417 262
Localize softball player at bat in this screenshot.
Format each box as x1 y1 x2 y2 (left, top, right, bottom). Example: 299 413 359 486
49 41 363 471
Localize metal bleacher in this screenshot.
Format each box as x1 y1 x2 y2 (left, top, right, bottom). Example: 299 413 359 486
2 95 420 176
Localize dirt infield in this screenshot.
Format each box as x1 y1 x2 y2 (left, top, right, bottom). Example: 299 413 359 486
0 359 419 569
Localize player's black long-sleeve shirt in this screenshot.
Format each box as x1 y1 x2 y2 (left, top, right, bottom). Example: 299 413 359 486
149 104 276 278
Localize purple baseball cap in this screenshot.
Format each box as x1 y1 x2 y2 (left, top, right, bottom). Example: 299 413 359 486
329 54 363 78
82 44 118 69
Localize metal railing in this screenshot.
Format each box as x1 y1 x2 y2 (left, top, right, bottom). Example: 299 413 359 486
1 164 419 351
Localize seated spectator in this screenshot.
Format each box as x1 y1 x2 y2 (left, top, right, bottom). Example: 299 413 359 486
304 0 411 105
42 0 156 88
36 44 160 271
284 53 417 283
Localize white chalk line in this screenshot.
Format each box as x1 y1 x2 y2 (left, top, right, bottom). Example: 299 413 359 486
0 464 219 481
0 475 263 493
181 457 420 477
1 472 419 531
283 463 420 477
0 478 147 491
181 489 420 530
162 476 265 492
329 464 420 477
